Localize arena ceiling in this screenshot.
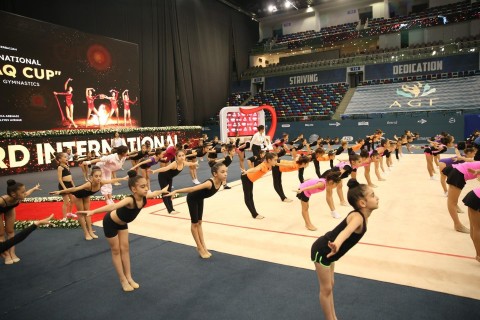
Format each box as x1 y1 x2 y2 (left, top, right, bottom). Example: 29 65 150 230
221 0 327 19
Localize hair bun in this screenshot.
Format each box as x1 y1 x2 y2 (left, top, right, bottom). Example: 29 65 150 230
127 170 137 178
7 179 16 186
347 178 360 189
91 165 101 171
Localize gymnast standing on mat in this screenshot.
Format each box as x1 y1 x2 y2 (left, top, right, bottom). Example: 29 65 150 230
149 149 197 215
50 166 128 241
77 171 168 292
272 155 310 202
442 160 480 233
166 162 227 259
295 171 342 231
54 152 75 220
1 180 41 265
241 152 278 219
311 179 379 320
462 168 480 263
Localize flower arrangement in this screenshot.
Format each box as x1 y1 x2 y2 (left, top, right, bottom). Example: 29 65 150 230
15 219 80 230
0 126 201 139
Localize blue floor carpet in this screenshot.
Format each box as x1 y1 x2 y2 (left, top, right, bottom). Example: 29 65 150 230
0 227 479 320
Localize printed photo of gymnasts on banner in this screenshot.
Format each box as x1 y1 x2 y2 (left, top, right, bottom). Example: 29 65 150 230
0 10 141 131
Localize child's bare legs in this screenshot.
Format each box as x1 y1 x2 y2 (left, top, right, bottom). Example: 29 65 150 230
61 194 70 219
80 163 89 180
301 201 316 231
107 230 138 291
75 198 93 240
425 154 435 177
191 221 210 258
0 220 13 264
439 163 448 194
447 185 468 233
238 152 245 171
315 262 337 320
336 180 347 206
468 207 480 260
82 198 97 239
5 211 19 262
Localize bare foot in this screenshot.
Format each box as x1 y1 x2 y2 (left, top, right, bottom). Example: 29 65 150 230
454 224 469 233
456 206 464 214
2 252 13 265
89 232 99 239
255 214 265 219
127 278 140 289
11 254 20 263
369 184 378 188
121 281 135 292
85 234 93 241
205 250 212 258
197 249 210 259
340 202 348 206
306 224 317 231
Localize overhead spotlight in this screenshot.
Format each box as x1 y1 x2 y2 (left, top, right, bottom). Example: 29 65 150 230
285 1 298 10
268 5 277 12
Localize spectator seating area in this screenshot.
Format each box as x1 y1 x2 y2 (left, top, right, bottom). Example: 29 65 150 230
226 92 251 106
345 75 480 116
247 83 349 120
251 1 478 55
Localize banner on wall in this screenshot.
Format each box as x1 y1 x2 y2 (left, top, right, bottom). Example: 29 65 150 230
265 68 346 89
364 53 479 80
0 11 141 131
0 129 200 175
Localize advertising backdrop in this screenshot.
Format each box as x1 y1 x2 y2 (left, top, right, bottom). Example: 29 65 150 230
0 11 141 130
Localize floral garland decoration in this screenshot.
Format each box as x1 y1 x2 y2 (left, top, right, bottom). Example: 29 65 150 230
0 126 201 139
22 194 175 203
15 219 80 230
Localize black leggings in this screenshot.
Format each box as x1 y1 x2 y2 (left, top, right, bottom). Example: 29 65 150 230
187 195 204 223
241 174 258 218
313 158 321 178
158 175 174 213
272 166 286 201
252 144 262 157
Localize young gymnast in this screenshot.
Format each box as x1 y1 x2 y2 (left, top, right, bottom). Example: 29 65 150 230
425 135 454 180
240 152 278 219
358 150 385 187
55 152 76 219
166 163 228 258
130 148 166 191
235 136 251 171
149 149 198 214
273 155 310 202
84 145 129 204
442 160 480 233
462 168 480 263
207 144 236 189
439 146 476 196
322 155 363 212
50 166 128 240
1 214 53 254
0 180 41 264
77 171 168 292
129 144 150 174
311 179 379 320
295 171 342 231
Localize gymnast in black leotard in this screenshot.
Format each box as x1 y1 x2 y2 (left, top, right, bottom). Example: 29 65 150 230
77 171 168 292
149 150 197 215
50 166 127 241
1 180 41 265
166 162 227 259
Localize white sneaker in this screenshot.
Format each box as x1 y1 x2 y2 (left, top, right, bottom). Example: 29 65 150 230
193 179 200 185
331 211 341 219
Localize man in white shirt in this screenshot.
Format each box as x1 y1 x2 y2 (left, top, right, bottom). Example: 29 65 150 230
250 125 270 157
